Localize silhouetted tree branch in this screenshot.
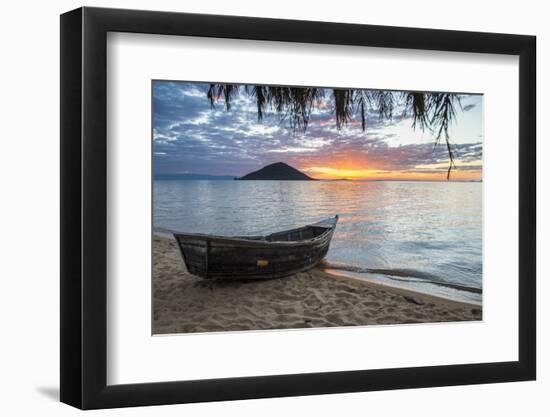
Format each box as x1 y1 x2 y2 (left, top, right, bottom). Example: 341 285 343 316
206 84 463 179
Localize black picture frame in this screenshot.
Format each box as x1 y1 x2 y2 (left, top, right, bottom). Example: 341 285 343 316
60 6 536 410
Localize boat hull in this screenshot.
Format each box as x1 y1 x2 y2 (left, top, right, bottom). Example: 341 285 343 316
174 216 337 280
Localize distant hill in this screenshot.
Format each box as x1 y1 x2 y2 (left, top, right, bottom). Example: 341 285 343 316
237 162 314 181
155 173 236 180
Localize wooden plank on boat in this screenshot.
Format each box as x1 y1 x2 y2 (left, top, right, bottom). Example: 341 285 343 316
204 239 209 278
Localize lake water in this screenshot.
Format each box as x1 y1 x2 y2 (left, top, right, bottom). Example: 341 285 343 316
153 180 482 304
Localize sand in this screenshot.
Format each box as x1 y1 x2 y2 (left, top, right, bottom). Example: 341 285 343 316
153 235 482 334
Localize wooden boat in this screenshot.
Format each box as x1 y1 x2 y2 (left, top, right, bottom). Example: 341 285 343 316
174 215 338 280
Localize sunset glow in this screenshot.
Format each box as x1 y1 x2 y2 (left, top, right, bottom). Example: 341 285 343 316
300 165 481 181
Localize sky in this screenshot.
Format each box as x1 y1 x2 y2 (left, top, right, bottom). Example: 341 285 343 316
153 81 483 181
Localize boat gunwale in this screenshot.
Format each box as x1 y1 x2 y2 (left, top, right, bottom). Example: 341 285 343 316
173 216 338 248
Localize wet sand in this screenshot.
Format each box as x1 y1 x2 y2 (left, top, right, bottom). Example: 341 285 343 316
153 235 482 334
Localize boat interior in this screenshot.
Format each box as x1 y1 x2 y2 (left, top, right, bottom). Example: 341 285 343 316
265 225 329 242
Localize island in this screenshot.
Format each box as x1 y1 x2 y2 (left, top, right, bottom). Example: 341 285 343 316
236 162 315 181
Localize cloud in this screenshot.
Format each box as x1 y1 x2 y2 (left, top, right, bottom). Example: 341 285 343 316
152 81 483 178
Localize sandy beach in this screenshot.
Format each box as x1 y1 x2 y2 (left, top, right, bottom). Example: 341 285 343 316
153 235 482 334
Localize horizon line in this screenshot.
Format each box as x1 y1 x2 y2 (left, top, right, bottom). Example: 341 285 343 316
154 173 482 183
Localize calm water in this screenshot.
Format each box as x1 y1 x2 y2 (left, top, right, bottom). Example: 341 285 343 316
154 180 482 304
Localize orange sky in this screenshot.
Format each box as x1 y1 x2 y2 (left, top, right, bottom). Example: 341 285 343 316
286 155 482 181
298 164 482 181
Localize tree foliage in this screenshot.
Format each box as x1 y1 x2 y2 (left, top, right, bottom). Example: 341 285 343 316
206 84 462 179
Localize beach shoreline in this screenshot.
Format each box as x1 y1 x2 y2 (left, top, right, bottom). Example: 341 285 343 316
153 234 482 334
323 268 481 309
